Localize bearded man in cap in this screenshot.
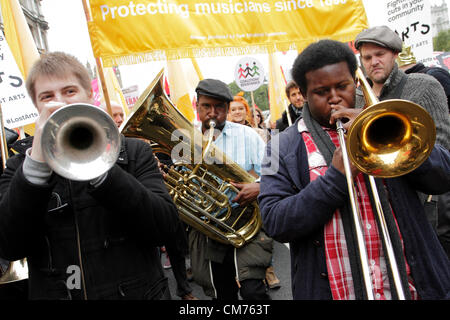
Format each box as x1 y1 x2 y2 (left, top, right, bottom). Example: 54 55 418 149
188 78 273 300
355 26 450 254
355 25 450 149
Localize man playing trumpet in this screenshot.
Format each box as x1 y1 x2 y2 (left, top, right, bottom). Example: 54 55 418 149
0 52 180 299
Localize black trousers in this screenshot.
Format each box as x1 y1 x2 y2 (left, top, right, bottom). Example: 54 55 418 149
210 247 270 300
0 279 28 300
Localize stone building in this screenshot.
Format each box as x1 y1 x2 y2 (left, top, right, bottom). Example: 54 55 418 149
431 0 450 37
0 0 49 53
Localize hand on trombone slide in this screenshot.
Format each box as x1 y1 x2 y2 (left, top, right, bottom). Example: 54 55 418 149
329 104 362 178
329 104 362 132
331 146 360 178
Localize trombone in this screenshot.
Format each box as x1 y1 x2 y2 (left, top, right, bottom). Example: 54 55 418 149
337 68 435 300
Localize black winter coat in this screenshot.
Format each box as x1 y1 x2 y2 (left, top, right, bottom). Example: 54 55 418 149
0 136 180 299
275 104 302 132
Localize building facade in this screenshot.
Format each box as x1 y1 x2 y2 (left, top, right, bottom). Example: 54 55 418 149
431 1 450 37
0 0 49 53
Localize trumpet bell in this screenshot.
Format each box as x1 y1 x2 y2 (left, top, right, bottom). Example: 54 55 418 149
347 99 436 178
41 103 121 181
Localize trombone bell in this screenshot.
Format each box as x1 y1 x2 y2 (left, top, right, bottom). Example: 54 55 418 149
347 99 435 178
347 70 436 178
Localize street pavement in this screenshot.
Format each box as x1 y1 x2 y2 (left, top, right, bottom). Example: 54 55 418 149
162 240 292 300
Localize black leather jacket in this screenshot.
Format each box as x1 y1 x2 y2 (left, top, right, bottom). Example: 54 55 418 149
0 135 179 299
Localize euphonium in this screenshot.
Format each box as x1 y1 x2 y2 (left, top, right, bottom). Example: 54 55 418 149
120 70 262 248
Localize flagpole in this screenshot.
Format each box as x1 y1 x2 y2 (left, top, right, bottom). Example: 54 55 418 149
190 58 204 81
81 0 113 117
0 104 9 169
250 91 257 128
278 62 292 126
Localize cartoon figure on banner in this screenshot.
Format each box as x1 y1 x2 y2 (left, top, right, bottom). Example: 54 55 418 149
234 57 265 93
238 64 245 79
234 57 265 128
251 62 260 76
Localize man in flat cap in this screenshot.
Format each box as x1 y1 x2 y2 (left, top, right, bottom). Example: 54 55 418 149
355 26 450 252
188 78 273 300
355 25 449 149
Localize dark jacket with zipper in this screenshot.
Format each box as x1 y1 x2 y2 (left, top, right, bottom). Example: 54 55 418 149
0 135 180 300
258 120 450 299
275 104 302 132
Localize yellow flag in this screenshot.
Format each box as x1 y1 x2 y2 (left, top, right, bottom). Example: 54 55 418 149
0 0 40 78
102 67 130 117
87 0 368 66
267 53 290 124
0 0 40 135
166 59 202 123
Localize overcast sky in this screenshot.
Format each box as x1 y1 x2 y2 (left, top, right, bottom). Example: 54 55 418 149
40 0 449 92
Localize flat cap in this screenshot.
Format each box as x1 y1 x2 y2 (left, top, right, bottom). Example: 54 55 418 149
195 79 233 102
355 25 403 53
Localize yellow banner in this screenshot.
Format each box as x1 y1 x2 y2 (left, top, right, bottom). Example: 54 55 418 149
87 0 368 67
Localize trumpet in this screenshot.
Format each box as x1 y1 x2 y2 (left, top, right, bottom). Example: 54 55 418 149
40 103 121 181
1 103 121 284
337 68 435 299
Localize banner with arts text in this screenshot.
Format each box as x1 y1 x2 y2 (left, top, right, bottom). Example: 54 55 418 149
87 0 368 67
377 0 433 66
0 35 38 128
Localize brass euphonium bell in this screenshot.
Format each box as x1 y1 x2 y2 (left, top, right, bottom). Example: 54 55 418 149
0 259 28 284
346 68 436 178
120 69 262 248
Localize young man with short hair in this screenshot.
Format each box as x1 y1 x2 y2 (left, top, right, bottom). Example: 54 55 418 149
0 52 180 300
275 80 304 132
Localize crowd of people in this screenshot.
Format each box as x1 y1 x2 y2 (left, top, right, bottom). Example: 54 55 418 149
0 25 449 300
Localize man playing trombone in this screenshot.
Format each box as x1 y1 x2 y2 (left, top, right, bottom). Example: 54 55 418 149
0 52 180 299
259 40 450 300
